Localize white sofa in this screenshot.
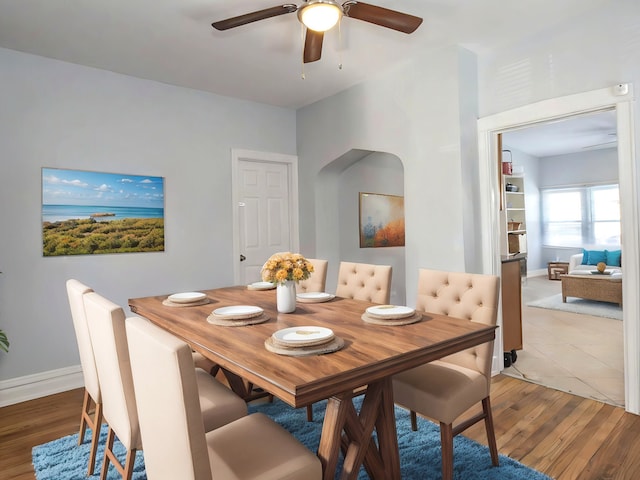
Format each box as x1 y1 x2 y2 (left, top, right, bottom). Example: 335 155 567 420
569 251 622 276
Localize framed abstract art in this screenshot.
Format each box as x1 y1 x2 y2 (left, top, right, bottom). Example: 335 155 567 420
359 192 405 248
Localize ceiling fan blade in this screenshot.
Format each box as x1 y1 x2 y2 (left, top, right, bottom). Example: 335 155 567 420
342 1 423 34
303 30 324 63
212 4 298 31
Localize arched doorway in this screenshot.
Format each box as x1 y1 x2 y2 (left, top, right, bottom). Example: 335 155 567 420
315 149 407 304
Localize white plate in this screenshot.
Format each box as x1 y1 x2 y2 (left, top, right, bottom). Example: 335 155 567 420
272 326 334 345
167 292 207 304
296 292 334 300
365 305 415 319
248 281 276 290
213 305 264 319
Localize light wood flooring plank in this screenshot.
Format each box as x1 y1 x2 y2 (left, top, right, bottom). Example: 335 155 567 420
2 375 640 479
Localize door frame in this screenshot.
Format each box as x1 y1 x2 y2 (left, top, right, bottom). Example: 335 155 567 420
231 149 300 284
477 86 639 414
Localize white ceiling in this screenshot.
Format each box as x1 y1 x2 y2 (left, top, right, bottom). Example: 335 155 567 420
0 0 618 157
0 0 613 109
502 110 618 158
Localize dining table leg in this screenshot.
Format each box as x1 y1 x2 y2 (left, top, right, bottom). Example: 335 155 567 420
219 367 272 402
316 377 401 480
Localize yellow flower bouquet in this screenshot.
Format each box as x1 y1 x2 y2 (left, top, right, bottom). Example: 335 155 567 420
261 252 314 285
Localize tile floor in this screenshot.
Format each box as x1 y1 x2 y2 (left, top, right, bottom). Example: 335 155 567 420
502 275 625 407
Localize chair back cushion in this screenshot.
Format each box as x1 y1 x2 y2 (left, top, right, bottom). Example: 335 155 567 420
297 258 328 293
335 261 392 304
415 269 499 376
83 292 141 450
126 317 212 480
66 279 100 402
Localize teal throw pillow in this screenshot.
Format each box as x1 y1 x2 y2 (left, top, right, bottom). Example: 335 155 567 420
585 250 607 265
606 249 622 267
581 249 590 265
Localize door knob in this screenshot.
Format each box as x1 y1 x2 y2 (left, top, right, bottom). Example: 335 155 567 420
240 254 246 262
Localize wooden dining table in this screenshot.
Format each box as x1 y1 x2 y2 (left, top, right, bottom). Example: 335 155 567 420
129 286 496 480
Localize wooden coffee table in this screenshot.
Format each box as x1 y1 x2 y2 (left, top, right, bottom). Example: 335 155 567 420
560 273 623 307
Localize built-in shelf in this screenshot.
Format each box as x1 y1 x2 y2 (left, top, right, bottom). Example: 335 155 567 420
504 175 527 255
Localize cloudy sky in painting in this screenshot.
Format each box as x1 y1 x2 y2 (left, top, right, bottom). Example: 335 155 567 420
42 168 164 208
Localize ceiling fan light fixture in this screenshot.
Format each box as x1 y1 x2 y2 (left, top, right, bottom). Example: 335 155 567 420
298 1 343 32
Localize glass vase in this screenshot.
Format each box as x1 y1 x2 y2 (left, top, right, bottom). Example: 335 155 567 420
276 280 296 313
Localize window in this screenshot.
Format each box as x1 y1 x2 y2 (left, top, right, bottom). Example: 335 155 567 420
541 184 620 247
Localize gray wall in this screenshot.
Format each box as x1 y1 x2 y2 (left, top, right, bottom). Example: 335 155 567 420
336 152 405 304
298 46 479 309
3 0 640 402
477 2 640 127
539 148 619 187
0 47 296 382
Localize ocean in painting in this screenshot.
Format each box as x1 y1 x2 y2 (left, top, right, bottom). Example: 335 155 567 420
42 204 164 223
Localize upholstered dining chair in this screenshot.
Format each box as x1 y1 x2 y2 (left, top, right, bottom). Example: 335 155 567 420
84 292 248 480
335 261 392 304
306 261 393 421
66 279 102 476
297 258 329 293
392 268 500 480
125 316 322 480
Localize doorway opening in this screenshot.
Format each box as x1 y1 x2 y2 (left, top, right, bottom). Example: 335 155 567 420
498 110 623 406
477 86 639 414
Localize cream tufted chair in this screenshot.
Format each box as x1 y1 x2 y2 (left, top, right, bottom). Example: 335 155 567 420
84 292 248 480
126 316 322 480
66 279 102 475
297 258 328 293
335 261 392 304
392 268 500 480
305 261 392 421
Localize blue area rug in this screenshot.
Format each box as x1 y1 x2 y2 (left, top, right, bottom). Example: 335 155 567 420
33 398 552 479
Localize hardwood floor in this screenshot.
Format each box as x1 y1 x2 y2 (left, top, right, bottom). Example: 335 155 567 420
2 376 640 479
0 388 85 480
465 375 640 479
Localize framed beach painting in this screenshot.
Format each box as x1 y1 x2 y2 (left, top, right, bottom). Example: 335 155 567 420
359 192 405 248
42 167 165 256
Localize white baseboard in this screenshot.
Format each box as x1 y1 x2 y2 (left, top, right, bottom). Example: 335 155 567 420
0 365 84 407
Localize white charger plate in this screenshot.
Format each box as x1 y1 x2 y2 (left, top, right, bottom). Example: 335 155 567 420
248 281 276 290
365 305 415 319
167 292 207 304
213 305 264 319
296 292 335 302
272 326 334 346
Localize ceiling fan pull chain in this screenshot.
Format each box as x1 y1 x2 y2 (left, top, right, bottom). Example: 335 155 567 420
338 18 343 70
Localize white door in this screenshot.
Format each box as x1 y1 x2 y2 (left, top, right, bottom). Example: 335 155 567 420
232 150 299 285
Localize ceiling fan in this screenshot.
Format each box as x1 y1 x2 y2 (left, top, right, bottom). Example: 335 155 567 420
211 1 423 64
